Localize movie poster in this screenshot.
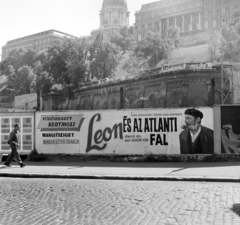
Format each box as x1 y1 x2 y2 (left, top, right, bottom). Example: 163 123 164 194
36 108 213 155
221 106 240 154
0 113 34 152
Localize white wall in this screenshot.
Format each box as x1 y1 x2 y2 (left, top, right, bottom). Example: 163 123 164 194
14 93 39 110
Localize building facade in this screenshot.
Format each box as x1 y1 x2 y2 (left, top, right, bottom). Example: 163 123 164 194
91 0 130 37
1 30 76 61
135 0 240 42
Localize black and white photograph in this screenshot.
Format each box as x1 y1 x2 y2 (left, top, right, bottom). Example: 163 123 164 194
1 0 240 224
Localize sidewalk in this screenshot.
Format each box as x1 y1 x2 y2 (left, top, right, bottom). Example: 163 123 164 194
0 161 240 182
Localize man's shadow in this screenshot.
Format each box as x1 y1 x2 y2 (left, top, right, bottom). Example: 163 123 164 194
0 165 12 169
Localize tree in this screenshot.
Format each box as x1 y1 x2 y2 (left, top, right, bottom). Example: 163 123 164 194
208 30 221 62
1 48 25 74
45 38 89 90
88 33 121 79
5 65 17 100
220 25 240 62
134 31 175 68
217 9 240 62
167 26 180 47
6 65 34 97
110 26 135 52
66 38 89 88
232 9 240 27
31 61 53 95
17 66 34 94
44 39 68 86
20 49 37 67
0 48 38 74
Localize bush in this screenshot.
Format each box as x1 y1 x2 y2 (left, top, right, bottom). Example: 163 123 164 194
28 149 49 161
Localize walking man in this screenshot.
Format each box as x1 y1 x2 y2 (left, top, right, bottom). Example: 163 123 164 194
4 123 26 167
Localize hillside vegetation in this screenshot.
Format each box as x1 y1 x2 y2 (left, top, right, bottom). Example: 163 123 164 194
1 10 240 100
116 44 211 79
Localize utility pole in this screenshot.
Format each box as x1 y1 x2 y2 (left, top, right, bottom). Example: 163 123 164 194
37 89 41 111
221 54 224 105
231 43 234 104
211 78 215 106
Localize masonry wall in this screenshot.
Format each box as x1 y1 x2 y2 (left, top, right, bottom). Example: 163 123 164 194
14 93 39 110
42 69 230 111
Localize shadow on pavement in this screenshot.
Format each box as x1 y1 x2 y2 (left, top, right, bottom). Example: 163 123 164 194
0 166 13 170
231 204 240 217
170 168 187 173
3 162 240 170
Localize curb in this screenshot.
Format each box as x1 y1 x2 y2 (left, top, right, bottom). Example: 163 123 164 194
0 173 240 182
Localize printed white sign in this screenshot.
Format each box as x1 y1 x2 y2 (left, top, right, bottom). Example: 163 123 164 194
35 108 213 155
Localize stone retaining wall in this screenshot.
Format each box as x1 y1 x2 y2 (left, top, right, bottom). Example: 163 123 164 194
42 69 229 111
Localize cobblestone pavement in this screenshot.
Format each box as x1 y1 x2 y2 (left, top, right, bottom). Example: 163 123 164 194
0 179 240 225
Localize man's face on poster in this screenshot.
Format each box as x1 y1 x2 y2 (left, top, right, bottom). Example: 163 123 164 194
185 114 200 130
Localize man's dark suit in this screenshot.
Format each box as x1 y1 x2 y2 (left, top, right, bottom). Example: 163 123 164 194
179 125 214 154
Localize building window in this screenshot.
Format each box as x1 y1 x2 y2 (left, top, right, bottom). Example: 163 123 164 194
138 34 142 42
151 3 156 8
204 1 208 6
142 5 149 10
213 10 216 17
155 22 159 32
151 23 155 30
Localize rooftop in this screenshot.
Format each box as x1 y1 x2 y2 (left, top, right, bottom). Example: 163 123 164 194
102 0 127 9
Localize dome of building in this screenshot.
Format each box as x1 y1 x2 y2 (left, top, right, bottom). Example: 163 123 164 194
102 0 127 9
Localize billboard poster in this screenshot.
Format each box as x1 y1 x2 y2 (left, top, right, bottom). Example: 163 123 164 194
220 106 240 154
0 113 34 153
22 134 32 150
1 118 10 134
36 108 214 155
1 134 10 150
22 117 33 133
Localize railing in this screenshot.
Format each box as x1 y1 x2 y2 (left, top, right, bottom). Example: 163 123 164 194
139 62 214 77
78 62 215 89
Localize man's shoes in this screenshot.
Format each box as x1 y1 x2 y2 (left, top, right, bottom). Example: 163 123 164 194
20 163 26 168
4 164 11 167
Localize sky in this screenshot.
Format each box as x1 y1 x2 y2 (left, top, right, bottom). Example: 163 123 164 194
0 0 154 59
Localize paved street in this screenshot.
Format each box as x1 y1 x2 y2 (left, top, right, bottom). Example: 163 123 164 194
0 179 240 225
